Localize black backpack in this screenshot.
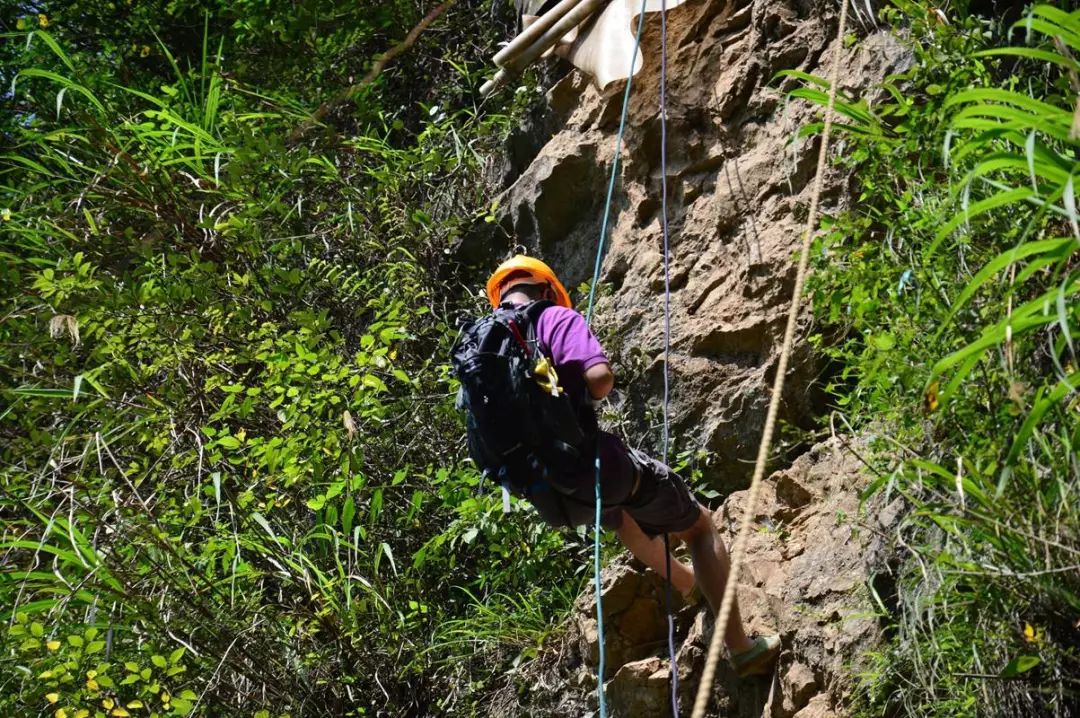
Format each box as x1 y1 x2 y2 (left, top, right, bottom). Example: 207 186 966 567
451 300 595 525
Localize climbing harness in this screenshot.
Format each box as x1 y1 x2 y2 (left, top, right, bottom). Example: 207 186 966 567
583 0 650 713
688 0 851 715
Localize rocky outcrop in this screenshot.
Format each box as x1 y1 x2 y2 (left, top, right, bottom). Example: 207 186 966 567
468 0 913 714
500 437 902 717
470 0 910 486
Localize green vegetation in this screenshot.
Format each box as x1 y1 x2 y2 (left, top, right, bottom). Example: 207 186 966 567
4 1 1078 717
799 3 1079 715
1 2 580 716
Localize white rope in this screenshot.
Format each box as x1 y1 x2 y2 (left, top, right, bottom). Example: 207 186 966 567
689 0 850 714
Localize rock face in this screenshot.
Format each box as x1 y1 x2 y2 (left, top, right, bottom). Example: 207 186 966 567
504 438 901 717
470 0 910 487
468 0 912 714
605 438 897 718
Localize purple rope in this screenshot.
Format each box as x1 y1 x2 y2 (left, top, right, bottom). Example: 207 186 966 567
659 1 679 715
664 533 678 716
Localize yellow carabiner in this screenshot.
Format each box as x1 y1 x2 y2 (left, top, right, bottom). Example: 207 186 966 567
533 356 562 397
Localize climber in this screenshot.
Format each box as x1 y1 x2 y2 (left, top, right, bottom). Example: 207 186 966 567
457 255 781 677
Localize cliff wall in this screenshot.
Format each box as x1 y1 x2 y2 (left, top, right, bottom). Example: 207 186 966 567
467 0 912 713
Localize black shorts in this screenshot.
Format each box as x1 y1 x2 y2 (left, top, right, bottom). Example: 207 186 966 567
604 446 701 537
520 431 699 531
521 432 701 535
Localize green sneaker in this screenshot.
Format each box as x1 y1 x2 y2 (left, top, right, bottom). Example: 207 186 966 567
730 635 781 677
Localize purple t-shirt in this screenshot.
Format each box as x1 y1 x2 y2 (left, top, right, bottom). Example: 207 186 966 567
503 302 636 525
527 304 638 522
533 305 609 400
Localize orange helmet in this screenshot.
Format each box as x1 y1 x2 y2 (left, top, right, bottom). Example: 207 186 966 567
485 255 572 309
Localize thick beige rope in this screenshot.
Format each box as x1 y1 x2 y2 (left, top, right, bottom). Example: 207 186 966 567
689 0 850 715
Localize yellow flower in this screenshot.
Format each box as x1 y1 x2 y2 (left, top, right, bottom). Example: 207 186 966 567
111 709 130 717
38 14 49 27
1023 622 1044 644
924 380 940 413
126 701 144 709
86 679 99 691
74 711 90 718
140 46 151 58
2 208 11 222
55 709 68 718
16 18 26 30
86 670 97 679
46 693 60 704
102 698 115 709
46 639 61 650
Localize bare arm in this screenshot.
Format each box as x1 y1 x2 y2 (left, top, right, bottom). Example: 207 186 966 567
585 362 615 400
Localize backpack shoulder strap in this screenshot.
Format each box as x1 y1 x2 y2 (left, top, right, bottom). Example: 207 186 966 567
516 300 554 354
520 299 554 324
496 299 553 322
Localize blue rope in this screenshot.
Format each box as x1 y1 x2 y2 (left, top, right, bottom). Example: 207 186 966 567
583 1 650 715
658 1 679 714
592 450 606 715
584 0 650 325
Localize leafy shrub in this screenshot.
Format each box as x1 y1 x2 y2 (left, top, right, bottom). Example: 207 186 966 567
793 4 1079 716
1 4 574 715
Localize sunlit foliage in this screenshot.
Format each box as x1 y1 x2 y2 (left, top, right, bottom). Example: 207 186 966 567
1 2 580 715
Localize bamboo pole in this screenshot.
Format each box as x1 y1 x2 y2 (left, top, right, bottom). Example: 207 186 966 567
480 69 510 96
481 0 609 96
493 0 585 67
502 0 609 73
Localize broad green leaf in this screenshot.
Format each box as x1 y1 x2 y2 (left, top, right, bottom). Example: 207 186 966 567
250 512 280 545
32 30 76 71
936 238 1078 341
341 495 356 535
378 542 397 577
9 386 73 399
1001 655 1041 677
16 69 105 112
928 187 1035 257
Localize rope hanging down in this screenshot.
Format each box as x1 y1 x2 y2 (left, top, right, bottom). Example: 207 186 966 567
656 0 681 715
689 0 850 715
584 1 651 715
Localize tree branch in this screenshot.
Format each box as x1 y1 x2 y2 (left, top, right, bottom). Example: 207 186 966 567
289 0 459 143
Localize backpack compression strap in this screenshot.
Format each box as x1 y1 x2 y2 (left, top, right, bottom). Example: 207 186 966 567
498 299 554 358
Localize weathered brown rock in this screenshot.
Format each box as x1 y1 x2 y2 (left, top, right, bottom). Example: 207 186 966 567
575 560 687 679
516 437 898 717
472 0 911 489
471 0 912 715
782 661 819 715
793 693 839 718
609 657 670 717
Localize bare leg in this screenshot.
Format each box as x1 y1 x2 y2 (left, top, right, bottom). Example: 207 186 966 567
674 506 754 655
614 510 696 596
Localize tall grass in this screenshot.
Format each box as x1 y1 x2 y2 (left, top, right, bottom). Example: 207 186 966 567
0 15 569 716
792 4 1079 716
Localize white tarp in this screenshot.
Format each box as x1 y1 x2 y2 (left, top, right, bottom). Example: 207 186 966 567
521 0 688 89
